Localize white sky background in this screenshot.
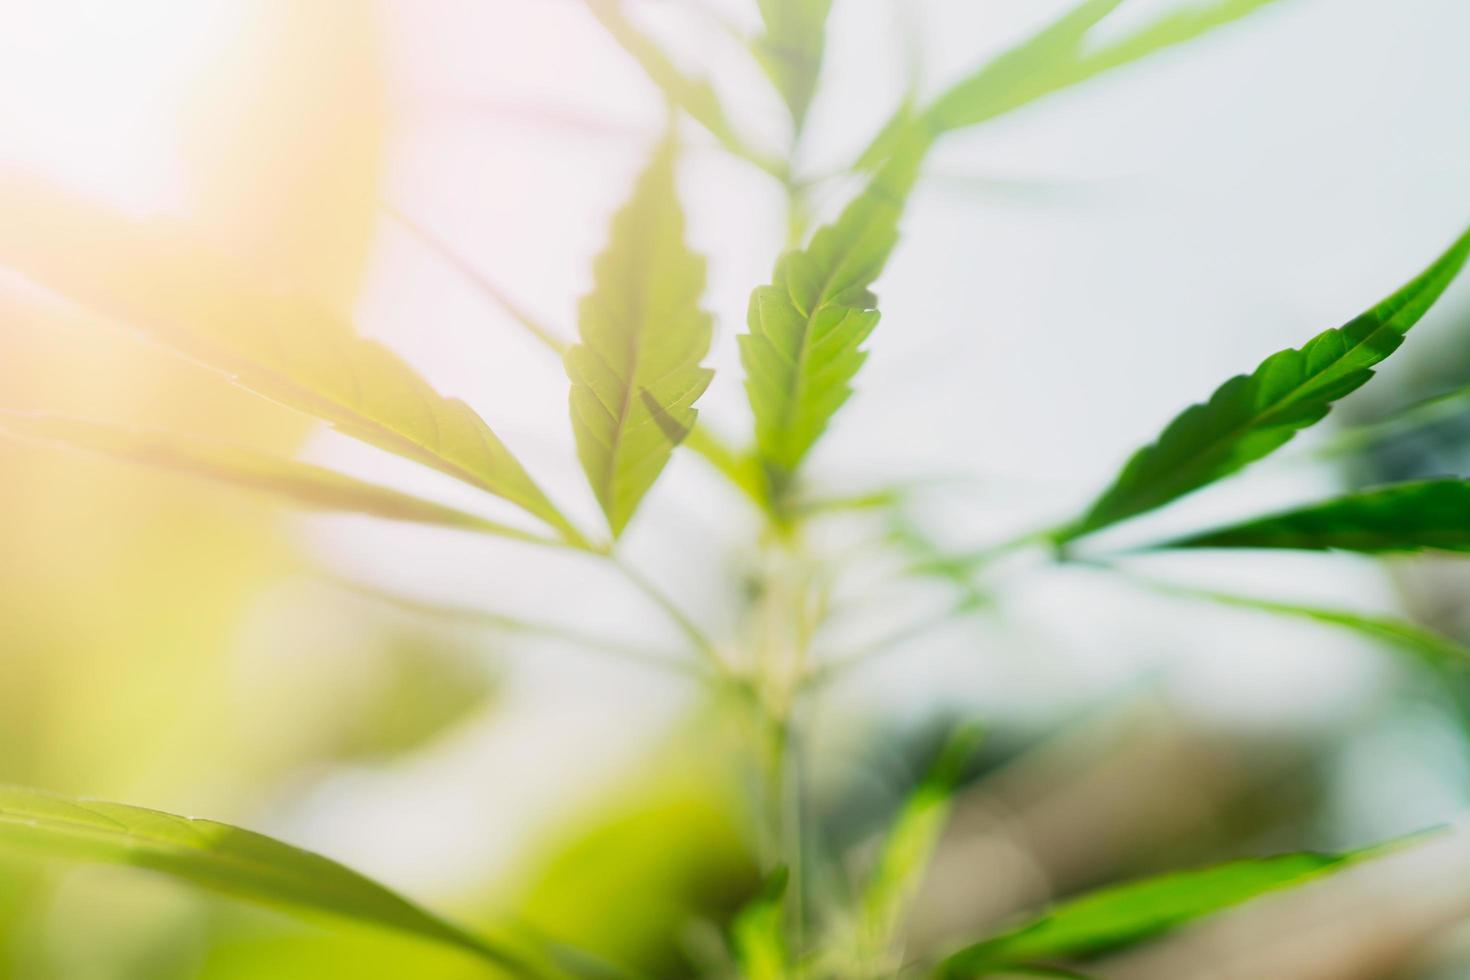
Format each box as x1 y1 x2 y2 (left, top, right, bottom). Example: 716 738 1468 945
4 0 1470 895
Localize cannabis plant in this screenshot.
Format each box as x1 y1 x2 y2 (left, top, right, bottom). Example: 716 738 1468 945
1 0 1468 977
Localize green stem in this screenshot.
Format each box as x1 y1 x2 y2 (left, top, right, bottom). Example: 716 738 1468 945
807 605 960 687
385 204 570 356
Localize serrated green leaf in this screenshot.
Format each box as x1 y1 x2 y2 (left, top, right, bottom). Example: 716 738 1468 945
0 784 537 975
387 196 759 518
0 412 561 547
740 132 931 497
0 172 586 547
858 724 983 963
567 137 713 537
1163 478 1470 554
1062 226 1470 542
582 0 783 178
938 843 1392 977
753 0 834 132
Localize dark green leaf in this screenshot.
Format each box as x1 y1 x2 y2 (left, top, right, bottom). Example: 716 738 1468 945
0 172 586 546
1063 226 1470 542
567 136 713 537
0 412 561 547
0 784 537 974
939 844 1387 977
740 131 931 496
1164 478 1470 554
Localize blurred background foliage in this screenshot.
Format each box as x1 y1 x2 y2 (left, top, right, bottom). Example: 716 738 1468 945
1 1 1470 978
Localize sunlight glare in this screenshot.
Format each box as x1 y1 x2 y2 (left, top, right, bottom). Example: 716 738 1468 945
0 0 238 215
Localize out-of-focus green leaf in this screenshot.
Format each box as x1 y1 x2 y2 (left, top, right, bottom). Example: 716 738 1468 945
1127 574 1470 671
0 412 560 547
921 0 1128 135
858 724 983 965
0 785 537 975
1062 226 1470 542
0 173 585 545
1163 479 1470 554
335 639 498 762
753 0 833 133
567 136 713 537
887 516 994 613
731 866 789 980
582 0 783 177
927 0 1286 133
740 132 931 498
510 753 760 978
1312 380 1470 462
938 844 1386 977
859 0 1288 169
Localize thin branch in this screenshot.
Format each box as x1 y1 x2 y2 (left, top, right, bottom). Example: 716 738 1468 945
806 604 965 688
607 553 734 679
329 577 711 680
384 203 570 355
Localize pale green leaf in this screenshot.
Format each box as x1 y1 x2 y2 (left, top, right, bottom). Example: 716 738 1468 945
0 784 537 975
753 0 834 132
938 843 1391 977
857 0 1287 171
567 137 713 537
740 132 931 497
0 412 560 547
926 0 1284 133
582 0 783 177
0 172 584 546
387 195 757 516
1062 226 1470 542
1164 478 1470 554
